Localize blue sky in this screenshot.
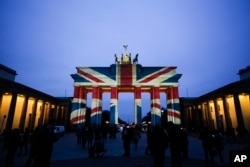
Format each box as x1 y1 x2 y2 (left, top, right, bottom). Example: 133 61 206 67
1 0 249 121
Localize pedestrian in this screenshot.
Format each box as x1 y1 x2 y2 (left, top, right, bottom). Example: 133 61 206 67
25 127 40 167
180 127 189 159
18 128 29 156
213 130 225 165
76 124 82 145
31 119 62 167
132 126 141 150
150 125 169 167
122 126 131 157
87 126 94 148
199 126 214 165
81 125 87 149
145 123 152 155
101 125 108 143
167 122 186 167
5 128 21 166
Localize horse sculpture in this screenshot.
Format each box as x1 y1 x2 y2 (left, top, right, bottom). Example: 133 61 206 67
114 54 120 64
133 54 139 64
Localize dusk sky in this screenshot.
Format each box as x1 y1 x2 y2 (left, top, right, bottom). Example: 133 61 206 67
1 1 249 122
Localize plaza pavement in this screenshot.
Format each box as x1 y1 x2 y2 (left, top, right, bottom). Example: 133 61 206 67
1 131 249 167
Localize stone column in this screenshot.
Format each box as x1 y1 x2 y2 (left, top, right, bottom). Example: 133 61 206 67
167 87 181 124
233 93 245 134
38 101 45 126
91 87 102 125
6 93 17 130
19 96 28 130
70 86 87 124
134 86 142 124
213 99 223 131
110 86 118 124
222 96 232 128
30 99 38 131
206 101 214 129
151 86 161 125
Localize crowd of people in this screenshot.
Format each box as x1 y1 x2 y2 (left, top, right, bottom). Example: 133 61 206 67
1 119 63 167
75 124 116 158
74 122 189 167
1 120 233 167
199 127 226 166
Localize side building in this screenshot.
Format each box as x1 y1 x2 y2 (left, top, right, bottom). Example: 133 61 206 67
180 66 250 137
0 64 72 133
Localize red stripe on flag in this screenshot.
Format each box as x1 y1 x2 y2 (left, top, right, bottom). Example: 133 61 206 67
70 115 85 124
111 87 118 99
152 103 161 109
134 87 141 99
73 87 80 98
167 111 181 119
120 65 132 86
172 87 179 98
77 69 104 83
91 107 102 114
151 87 160 99
139 67 175 83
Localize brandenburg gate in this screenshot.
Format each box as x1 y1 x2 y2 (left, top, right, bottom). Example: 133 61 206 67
70 46 182 125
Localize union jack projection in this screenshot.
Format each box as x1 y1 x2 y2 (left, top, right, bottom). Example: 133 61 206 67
71 64 182 125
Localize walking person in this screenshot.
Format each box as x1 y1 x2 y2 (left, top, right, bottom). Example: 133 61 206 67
199 126 215 166
150 125 169 167
76 124 82 145
81 125 87 149
31 119 62 167
122 126 131 157
87 126 94 148
213 130 225 165
5 128 21 166
18 128 29 156
25 127 39 167
145 123 152 155
132 126 141 150
167 122 186 167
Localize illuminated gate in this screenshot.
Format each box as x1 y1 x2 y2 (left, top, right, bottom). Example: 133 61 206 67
70 47 182 125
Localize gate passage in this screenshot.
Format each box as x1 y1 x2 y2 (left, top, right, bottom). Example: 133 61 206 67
70 49 182 126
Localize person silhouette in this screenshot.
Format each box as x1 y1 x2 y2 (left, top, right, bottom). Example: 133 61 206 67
150 125 169 167
31 119 61 167
122 126 131 157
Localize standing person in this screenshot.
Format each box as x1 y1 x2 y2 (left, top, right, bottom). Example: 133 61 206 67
87 126 94 148
150 125 169 167
122 126 131 157
101 125 108 143
81 125 87 149
132 126 141 150
5 128 21 166
167 122 185 167
76 124 82 145
25 127 39 167
199 126 214 166
18 128 29 156
145 123 152 155
180 128 189 159
213 130 225 165
32 119 61 167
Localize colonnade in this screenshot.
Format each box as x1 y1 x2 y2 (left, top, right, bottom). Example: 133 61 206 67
183 92 250 136
0 92 67 132
70 85 181 126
